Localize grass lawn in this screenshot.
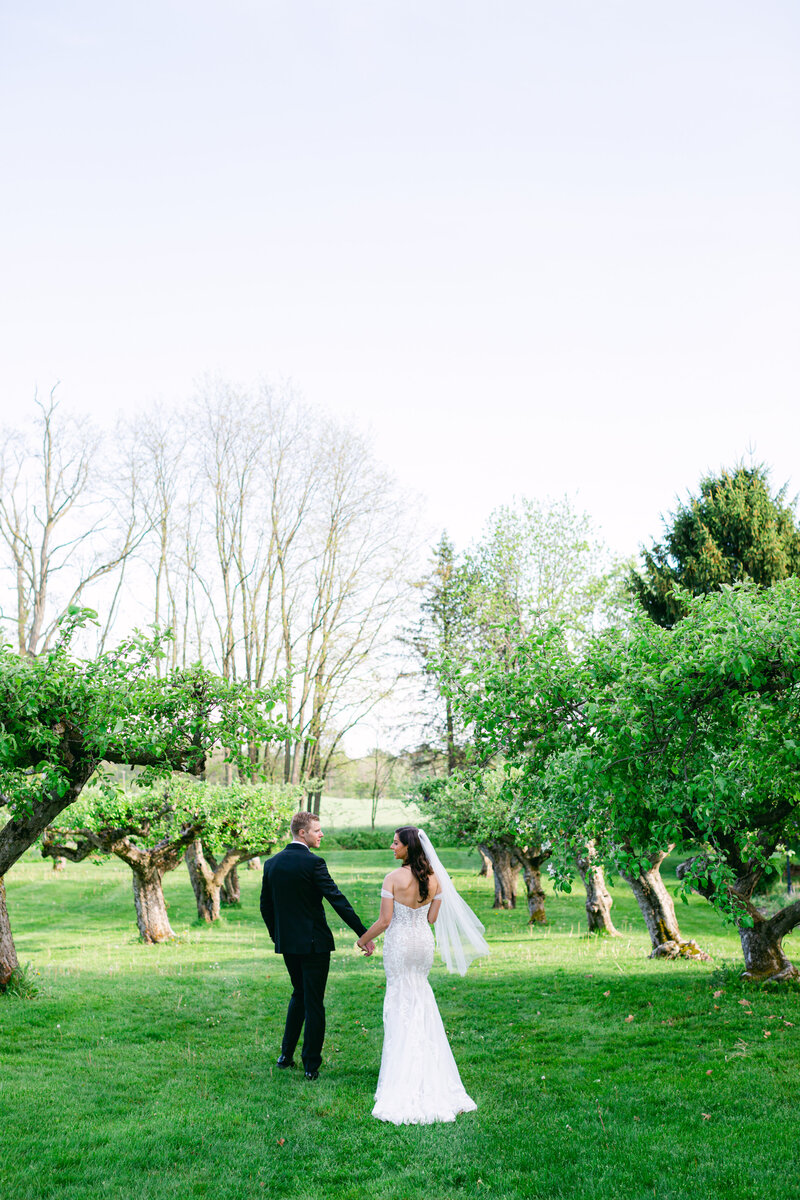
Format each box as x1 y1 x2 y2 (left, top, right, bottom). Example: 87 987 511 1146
313 795 425 831
1 850 799 1200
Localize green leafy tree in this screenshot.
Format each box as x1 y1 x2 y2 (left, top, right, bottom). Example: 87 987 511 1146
407 533 476 774
0 610 290 985
418 500 626 927
466 495 624 653
463 581 800 981
615 462 800 947
42 782 204 943
451 616 710 959
630 464 800 627
411 507 624 777
416 768 552 922
182 781 300 921
44 778 299 936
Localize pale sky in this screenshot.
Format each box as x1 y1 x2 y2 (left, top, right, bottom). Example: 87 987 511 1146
1 1 798 560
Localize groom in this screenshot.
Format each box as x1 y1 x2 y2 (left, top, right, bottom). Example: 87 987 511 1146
260 811 374 1080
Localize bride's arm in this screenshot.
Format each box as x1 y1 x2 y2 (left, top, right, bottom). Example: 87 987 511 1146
356 877 395 949
427 881 443 925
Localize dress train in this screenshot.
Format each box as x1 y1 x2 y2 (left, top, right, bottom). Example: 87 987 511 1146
372 897 476 1125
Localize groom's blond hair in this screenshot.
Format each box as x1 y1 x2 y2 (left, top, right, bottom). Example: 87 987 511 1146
291 811 319 836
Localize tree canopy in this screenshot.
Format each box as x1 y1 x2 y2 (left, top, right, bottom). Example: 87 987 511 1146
43 777 298 938
409 499 625 774
630 464 800 626
452 579 800 979
0 609 291 982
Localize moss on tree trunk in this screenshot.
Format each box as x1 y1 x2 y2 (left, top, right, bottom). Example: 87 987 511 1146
622 852 709 960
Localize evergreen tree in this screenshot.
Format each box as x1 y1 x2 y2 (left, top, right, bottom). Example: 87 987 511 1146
409 533 475 774
630 464 800 626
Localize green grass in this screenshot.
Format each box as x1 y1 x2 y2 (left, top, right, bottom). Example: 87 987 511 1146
314 793 425 831
2 853 799 1200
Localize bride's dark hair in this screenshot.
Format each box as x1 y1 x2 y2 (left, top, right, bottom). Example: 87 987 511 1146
396 826 434 902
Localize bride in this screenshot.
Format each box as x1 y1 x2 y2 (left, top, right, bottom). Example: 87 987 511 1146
356 825 489 1124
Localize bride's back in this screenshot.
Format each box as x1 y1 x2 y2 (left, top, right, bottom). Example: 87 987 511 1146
387 865 439 909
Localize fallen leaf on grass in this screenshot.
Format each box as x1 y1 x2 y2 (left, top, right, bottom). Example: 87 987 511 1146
738 999 751 1008
603 990 610 997
701 1113 711 1121
624 1014 635 1023
277 1139 286 1147
763 1031 772 1038
713 990 723 999
706 1070 713 1075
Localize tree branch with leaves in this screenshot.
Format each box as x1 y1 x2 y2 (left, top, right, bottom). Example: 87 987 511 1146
0 608 291 985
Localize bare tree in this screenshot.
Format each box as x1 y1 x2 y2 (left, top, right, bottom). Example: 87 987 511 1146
284 422 415 810
123 381 417 802
115 409 205 670
0 390 150 655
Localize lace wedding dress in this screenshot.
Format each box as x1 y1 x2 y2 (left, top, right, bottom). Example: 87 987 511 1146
371 891 477 1124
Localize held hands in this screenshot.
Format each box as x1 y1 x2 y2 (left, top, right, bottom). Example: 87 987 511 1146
357 938 375 957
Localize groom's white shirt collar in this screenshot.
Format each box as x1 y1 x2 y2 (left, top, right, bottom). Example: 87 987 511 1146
291 839 311 850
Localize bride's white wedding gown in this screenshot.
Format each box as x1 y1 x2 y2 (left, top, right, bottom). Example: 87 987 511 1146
372 891 477 1124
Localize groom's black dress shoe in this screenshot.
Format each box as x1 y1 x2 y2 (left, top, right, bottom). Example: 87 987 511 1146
304 1069 320 1081
276 1055 296 1069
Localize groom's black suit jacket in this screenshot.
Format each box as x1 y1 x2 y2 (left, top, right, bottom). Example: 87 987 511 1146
260 842 368 954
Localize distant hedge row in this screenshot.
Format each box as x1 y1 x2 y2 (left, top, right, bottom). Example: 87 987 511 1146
322 826 458 851
322 827 402 850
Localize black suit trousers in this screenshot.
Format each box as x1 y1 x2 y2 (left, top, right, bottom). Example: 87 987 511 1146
281 951 331 1072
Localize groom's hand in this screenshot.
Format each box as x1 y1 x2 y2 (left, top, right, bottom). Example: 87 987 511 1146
357 939 375 956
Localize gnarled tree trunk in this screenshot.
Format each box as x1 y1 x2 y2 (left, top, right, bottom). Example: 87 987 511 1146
677 858 800 982
622 851 709 960
575 845 619 936
185 839 222 922
480 841 518 909
477 848 492 878
512 844 550 924
221 863 240 905
0 877 19 988
0 763 95 984
42 821 197 944
202 846 242 905
184 841 258 921
132 863 175 943
738 908 800 981
113 836 192 943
